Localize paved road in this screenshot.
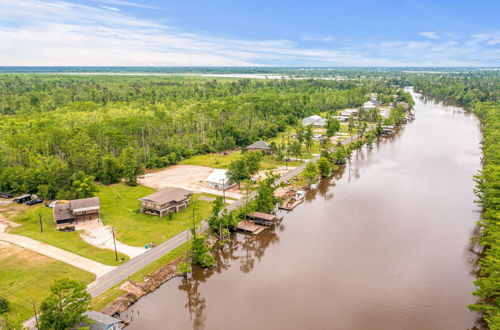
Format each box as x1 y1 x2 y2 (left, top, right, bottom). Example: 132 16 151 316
87 133 364 297
0 223 114 277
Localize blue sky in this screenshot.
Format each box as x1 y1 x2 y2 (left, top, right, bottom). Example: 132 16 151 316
0 0 499 66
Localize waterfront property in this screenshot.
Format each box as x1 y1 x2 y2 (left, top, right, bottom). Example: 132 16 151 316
302 115 327 127
79 311 121 330
206 169 235 190
246 211 280 226
139 187 192 217
237 220 267 234
53 197 101 230
247 140 271 153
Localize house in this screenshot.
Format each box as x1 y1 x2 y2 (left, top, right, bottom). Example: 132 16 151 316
379 108 392 119
302 115 327 127
14 194 31 204
332 115 349 122
363 101 376 109
139 187 192 217
340 109 359 117
247 140 271 153
77 311 121 330
53 197 100 230
206 169 235 190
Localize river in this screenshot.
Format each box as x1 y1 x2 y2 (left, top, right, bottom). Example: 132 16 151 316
123 91 482 330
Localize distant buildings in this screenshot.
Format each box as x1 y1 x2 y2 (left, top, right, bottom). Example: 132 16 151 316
362 101 376 109
53 197 100 230
139 187 192 217
206 169 235 190
247 140 271 153
302 115 327 127
340 109 359 117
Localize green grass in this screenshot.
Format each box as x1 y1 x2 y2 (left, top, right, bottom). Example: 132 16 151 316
179 151 242 168
0 243 95 323
9 205 128 266
98 183 213 247
91 242 189 311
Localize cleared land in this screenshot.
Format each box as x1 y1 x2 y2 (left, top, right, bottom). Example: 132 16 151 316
0 242 94 322
98 183 214 247
139 165 214 191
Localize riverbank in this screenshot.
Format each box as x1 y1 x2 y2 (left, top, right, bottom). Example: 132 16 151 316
95 105 413 319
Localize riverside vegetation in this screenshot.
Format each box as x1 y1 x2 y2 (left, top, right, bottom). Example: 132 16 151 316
409 72 500 328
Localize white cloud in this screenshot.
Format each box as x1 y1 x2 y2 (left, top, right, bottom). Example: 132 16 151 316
0 0 498 66
301 36 334 42
419 31 439 39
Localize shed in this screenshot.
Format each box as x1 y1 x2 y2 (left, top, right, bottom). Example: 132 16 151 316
206 169 235 190
78 311 121 330
14 194 31 204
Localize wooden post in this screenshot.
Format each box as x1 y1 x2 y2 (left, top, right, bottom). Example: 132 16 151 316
32 300 39 329
38 212 43 233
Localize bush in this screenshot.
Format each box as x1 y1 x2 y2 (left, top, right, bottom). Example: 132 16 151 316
0 297 9 314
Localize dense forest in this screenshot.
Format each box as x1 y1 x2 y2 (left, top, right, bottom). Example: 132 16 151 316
409 72 500 328
0 75 401 199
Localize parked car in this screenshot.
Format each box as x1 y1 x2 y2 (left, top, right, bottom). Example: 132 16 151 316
0 192 13 199
26 198 43 206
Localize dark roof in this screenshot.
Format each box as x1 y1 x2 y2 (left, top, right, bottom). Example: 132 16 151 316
247 211 278 222
53 203 75 222
78 311 121 330
248 140 270 150
70 197 100 210
139 187 192 205
53 197 100 222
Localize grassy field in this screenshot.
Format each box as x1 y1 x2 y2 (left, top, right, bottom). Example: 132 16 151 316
91 242 189 311
98 183 214 247
8 204 128 266
0 243 95 322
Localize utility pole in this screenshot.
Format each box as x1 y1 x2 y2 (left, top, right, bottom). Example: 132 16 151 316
31 300 39 329
222 178 226 203
38 212 43 233
111 227 118 262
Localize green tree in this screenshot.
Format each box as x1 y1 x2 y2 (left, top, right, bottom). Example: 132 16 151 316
254 177 279 213
99 155 122 185
64 171 98 200
326 117 340 137
317 157 333 177
304 125 314 150
39 278 91 330
208 196 224 233
303 162 319 183
190 237 215 268
242 151 262 176
121 147 143 186
227 159 250 188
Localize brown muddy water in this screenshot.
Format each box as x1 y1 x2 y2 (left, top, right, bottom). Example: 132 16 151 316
123 92 482 330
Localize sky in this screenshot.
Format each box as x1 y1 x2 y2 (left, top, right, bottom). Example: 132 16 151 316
0 0 499 66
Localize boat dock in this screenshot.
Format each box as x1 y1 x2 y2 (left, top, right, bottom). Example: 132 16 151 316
237 220 267 234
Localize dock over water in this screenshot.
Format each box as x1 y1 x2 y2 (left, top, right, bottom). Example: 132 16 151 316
237 220 267 234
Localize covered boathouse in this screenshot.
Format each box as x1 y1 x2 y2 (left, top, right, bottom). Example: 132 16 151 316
246 211 280 227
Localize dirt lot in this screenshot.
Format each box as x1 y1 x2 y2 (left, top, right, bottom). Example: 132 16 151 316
139 165 215 191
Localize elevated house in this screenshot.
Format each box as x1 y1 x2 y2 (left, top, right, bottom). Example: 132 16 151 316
340 109 359 117
139 187 192 217
302 115 327 127
247 140 271 153
206 169 235 190
53 197 100 230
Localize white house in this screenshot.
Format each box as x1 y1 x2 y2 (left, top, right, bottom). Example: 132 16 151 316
206 169 236 190
302 115 327 127
363 101 376 109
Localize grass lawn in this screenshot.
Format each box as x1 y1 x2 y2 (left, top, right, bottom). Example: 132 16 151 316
0 243 95 323
179 151 242 168
98 183 214 247
8 204 128 266
91 242 189 311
